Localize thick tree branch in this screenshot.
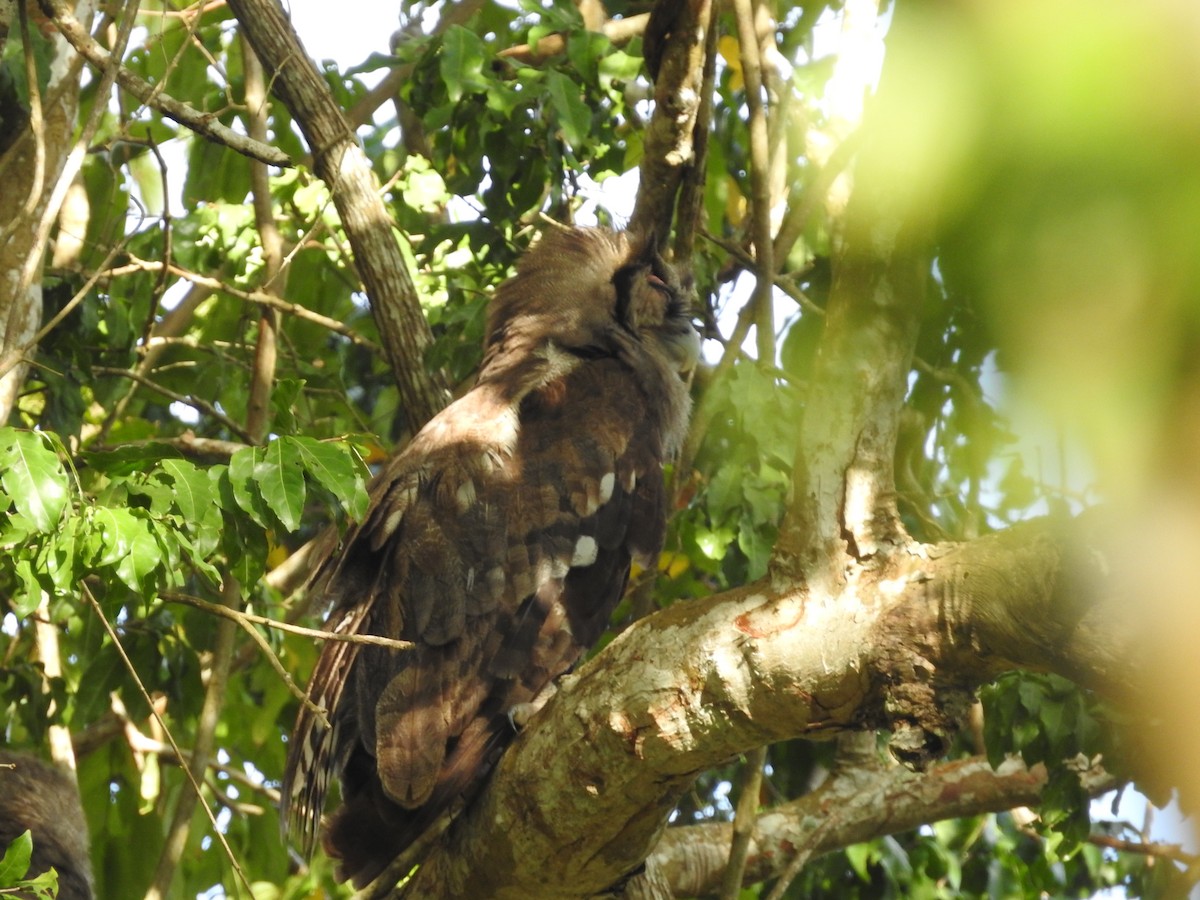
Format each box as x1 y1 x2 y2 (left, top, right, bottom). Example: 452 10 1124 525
227 0 450 430
651 754 1119 896
390 516 1136 898
629 0 713 240
772 194 929 586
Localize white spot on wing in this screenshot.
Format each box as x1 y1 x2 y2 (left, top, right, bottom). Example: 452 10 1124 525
382 509 403 537
493 406 521 455
456 479 477 510
599 472 615 505
571 535 598 567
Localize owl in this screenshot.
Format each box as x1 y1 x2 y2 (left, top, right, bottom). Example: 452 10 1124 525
0 752 95 900
282 226 699 887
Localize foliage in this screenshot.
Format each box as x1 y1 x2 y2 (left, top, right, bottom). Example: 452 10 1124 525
1 0 1192 897
0 831 60 899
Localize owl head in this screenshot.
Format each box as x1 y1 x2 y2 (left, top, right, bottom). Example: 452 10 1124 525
483 227 701 383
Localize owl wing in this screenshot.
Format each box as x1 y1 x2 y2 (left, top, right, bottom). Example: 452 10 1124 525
284 356 671 887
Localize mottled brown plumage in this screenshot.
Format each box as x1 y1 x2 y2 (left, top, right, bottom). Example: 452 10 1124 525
281 226 698 887
0 752 95 900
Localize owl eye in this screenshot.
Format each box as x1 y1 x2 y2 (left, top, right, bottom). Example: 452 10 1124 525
646 272 671 296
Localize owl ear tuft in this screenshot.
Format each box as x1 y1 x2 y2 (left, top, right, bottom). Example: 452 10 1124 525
611 256 659 333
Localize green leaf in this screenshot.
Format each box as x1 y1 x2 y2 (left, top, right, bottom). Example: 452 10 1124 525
254 439 306 533
440 26 488 103
546 71 590 149
41 515 81 594
86 507 160 591
271 378 306 434
845 842 873 882
9 557 45 617
160 458 214 523
0 830 33 884
0 429 70 531
88 507 134 568
116 513 162 592
228 447 271 528
82 443 183 477
288 436 369 519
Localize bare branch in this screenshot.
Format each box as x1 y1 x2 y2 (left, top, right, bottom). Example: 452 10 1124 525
146 576 241 900
242 37 285 445
162 591 414 652
91 365 256 444
653 755 1119 896
105 257 382 354
34 0 291 167
629 0 714 238
731 0 775 364
227 0 450 429
718 747 767 900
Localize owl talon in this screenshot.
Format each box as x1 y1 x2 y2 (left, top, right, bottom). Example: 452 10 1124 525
507 681 560 731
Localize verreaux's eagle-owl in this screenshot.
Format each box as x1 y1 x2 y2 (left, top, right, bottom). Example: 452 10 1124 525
0 752 95 900
281 226 699 887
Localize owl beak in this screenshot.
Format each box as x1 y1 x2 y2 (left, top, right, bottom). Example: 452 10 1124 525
664 322 702 377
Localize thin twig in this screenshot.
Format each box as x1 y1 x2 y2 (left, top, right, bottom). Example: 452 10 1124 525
719 746 767 900
104 256 382 353
80 582 253 896
34 0 290 167
1086 833 1200 868
91 365 255 443
731 0 776 365
146 575 241 900
498 12 649 63
162 591 413 651
242 36 285 445
703 229 824 318
166 592 324 720
762 816 835 900
0 236 130 381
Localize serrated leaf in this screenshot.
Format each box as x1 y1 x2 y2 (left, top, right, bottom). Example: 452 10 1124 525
0 429 69 531
254 439 306 533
